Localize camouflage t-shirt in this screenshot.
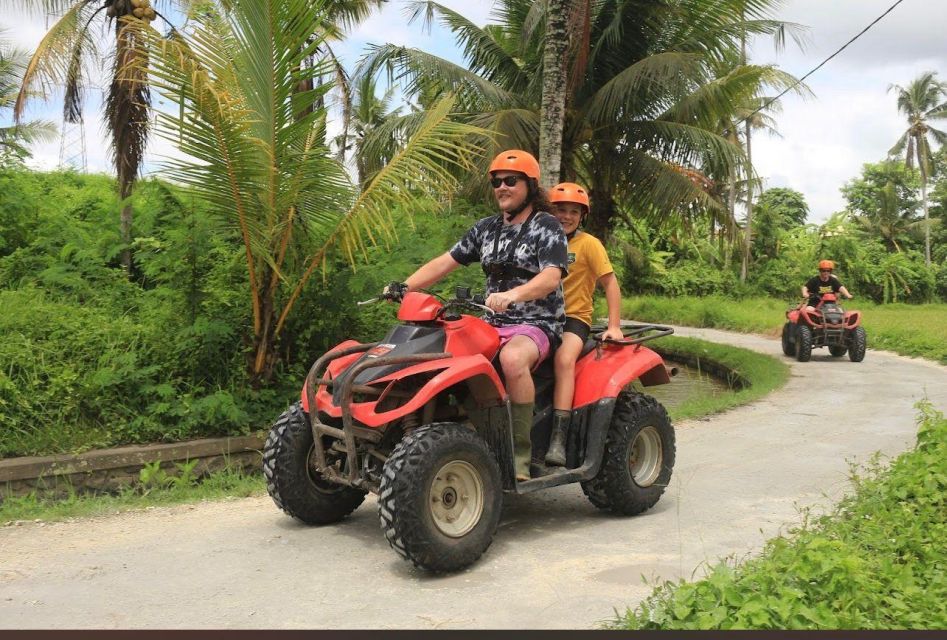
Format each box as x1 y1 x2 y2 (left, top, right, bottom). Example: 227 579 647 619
449 211 568 337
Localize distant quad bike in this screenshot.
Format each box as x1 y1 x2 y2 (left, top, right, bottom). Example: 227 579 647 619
263 287 677 573
781 292 866 363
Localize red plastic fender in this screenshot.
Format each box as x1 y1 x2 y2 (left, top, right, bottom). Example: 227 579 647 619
397 292 442 322
318 354 507 427
844 311 862 328
571 345 670 409
443 314 501 360
301 340 363 414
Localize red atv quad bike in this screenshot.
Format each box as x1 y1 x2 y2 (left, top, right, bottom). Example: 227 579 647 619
782 292 866 363
262 286 677 573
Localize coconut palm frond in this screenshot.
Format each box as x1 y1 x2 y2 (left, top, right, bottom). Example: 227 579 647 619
14 0 98 121
405 0 527 91
583 51 703 125
619 152 725 224
358 43 518 108
281 94 492 329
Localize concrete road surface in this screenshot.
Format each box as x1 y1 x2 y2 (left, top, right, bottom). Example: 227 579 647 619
2 327 945 629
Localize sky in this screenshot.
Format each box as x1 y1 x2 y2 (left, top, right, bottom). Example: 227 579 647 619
3 0 945 224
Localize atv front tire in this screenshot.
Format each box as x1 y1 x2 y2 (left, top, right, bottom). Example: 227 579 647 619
848 326 867 362
781 323 795 356
378 423 503 573
795 325 813 362
828 345 847 357
263 402 366 524
581 392 675 516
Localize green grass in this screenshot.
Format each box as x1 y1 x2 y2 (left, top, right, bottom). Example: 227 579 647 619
621 296 947 364
646 336 790 422
0 466 265 524
612 402 947 630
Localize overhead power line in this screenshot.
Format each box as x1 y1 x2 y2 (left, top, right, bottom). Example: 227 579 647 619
739 0 907 127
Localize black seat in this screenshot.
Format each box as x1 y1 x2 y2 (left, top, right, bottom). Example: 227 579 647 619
578 337 597 359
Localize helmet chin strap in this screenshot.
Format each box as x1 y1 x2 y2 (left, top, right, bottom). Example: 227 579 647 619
502 180 537 221
503 200 530 221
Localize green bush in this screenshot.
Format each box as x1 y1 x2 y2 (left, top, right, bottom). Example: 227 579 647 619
615 404 947 629
0 168 497 456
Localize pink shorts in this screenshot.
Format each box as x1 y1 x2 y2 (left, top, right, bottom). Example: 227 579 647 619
495 324 551 370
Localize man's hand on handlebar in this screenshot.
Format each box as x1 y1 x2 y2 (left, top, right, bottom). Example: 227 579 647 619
382 281 408 302
485 291 517 313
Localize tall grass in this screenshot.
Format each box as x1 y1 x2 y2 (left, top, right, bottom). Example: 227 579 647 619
620 296 947 364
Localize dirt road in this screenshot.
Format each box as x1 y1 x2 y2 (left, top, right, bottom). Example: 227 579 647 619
3 327 945 629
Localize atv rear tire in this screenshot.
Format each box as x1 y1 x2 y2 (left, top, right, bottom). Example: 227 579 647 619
848 326 867 362
781 323 795 356
263 402 366 524
795 325 813 362
581 392 675 516
378 423 502 573
828 345 847 357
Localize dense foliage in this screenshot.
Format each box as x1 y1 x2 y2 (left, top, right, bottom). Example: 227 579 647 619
0 168 484 456
613 153 947 304
615 403 947 629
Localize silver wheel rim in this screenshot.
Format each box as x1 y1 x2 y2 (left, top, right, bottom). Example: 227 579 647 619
429 460 484 538
629 426 663 487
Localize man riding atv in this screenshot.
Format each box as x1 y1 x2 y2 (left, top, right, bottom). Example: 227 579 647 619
802 260 853 311
783 259 866 362
387 149 569 481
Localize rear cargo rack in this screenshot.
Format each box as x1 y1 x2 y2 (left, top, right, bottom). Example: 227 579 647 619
591 322 674 348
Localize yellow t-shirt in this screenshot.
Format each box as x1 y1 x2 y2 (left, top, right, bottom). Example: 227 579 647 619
562 231 613 326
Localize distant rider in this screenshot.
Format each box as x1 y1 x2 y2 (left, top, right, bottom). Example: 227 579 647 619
802 260 853 311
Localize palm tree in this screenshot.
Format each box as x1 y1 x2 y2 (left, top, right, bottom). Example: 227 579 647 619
14 0 159 273
128 0 487 384
537 0 569 188
0 30 55 163
360 0 802 242
335 71 402 186
850 161 922 253
889 71 947 267
13 0 383 275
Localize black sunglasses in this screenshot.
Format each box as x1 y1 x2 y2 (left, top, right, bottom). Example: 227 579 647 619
819 269 832 273
490 175 523 188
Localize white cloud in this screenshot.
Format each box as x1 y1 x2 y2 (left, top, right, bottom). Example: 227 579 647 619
751 0 947 223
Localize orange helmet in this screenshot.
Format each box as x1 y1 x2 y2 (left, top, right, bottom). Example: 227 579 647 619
818 259 835 271
488 149 540 180
549 182 590 208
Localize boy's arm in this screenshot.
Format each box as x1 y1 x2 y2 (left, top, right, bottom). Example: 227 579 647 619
598 272 624 340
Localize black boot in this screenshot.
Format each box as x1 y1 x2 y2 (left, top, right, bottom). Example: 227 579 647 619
545 410 571 467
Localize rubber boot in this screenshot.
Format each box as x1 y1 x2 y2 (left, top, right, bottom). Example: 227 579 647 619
510 402 534 481
544 410 571 467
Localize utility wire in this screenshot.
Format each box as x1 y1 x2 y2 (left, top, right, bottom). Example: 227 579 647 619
738 0 907 127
